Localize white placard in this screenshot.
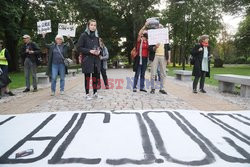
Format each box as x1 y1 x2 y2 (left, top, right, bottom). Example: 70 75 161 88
58 23 76 37
148 28 169 45
37 20 52 34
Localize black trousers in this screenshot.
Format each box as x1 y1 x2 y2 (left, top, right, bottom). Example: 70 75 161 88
84 66 99 94
193 71 206 90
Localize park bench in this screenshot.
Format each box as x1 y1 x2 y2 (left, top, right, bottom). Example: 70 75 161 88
174 70 192 81
214 74 250 97
67 69 77 76
36 73 49 85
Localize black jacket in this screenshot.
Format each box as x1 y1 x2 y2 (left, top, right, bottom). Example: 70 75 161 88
191 43 211 77
20 42 41 64
77 32 101 74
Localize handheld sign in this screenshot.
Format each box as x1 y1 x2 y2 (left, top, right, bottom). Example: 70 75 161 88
58 23 76 37
148 28 169 45
37 20 52 34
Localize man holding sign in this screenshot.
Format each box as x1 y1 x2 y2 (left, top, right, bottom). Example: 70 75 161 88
148 24 171 95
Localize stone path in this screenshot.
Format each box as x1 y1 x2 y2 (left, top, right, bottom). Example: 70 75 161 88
0 69 249 115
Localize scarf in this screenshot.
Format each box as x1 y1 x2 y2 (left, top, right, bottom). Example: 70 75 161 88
201 42 209 47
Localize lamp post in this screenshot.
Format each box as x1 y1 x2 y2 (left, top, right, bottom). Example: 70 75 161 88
175 0 186 70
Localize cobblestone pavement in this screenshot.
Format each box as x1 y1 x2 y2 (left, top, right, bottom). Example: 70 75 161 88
0 69 249 115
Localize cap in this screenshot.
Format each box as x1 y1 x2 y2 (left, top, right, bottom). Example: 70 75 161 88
23 35 31 39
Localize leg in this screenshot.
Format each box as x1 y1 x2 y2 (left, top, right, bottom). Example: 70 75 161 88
31 62 37 90
193 76 200 91
85 73 91 94
150 56 158 90
92 66 99 94
133 65 142 89
199 71 206 90
24 59 31 89
158 57 167 91
101 67 108 87
59 64 65 92
140 58 148 90
51 64 59 93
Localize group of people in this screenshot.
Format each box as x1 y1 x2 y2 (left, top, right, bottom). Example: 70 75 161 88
0 18 211 100
132 22 211 94
0 19 110 100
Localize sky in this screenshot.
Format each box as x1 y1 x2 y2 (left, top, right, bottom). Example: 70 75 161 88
154 0 244 35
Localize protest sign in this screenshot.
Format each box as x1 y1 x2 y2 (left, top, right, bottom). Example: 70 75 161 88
148 28 169 45
37 20 51 34
58 23 76 37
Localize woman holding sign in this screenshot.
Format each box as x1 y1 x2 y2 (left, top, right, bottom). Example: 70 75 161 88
133 23 149 93
42 33 74 96
77 19 102 100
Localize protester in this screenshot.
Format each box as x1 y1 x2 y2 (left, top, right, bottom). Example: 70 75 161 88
42 33 74 96
77 19 102 100
133 23 149 92
149 25 171 94
99 38 109 89
191 35 211 93
0 40 15 98
20 35 41 92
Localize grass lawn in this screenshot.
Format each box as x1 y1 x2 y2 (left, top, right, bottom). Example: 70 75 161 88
167 64 250 86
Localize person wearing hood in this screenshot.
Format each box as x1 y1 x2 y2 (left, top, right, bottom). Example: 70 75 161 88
191 35 211 93
42 33 74 96
77 19 102 100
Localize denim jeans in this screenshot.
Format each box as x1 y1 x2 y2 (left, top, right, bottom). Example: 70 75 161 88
133 57 148 89
51 63 65 92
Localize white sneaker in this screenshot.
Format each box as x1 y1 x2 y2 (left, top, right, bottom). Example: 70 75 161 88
85 94 92 101
60 91 64 95
51 92 55 96
93 93 103 99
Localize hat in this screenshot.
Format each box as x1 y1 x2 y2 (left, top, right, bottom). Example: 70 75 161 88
199 35 209 42
23 35 31 39
55 34 64 42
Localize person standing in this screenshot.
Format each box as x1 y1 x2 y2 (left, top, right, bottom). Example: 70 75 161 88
99 38 109 89
133 23 149 92
43 33 74 96
20 35 41 92
0 40 15 98
149 25 171 94
191 35 211 93
77 19 102 100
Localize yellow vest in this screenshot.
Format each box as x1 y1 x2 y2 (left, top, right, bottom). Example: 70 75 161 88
0 49 8 65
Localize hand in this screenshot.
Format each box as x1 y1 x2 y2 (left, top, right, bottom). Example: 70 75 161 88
42 33 46 38
28 50 34 54
156 43 160 48
198 47 203 52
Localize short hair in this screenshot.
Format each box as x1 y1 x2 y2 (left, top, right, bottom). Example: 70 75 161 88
55 34 64 42
199 35 209 42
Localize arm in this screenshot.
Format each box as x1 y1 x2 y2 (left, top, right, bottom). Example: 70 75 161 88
137 24 147 42
65 37 74 50
41 34 53 49
31 42 41 55
100 47 109 60
164 44 171 62
191 44 202 57
77 34 91 55
5 49 11 62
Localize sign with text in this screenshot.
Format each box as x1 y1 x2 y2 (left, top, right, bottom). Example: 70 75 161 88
148 28 169 45
37 20 51 34
58 23 76 37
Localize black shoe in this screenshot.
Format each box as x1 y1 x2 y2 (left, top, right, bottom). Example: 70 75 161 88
133 89 137 92
105 85 109 89
23 88 30 93
5 91 15 96
193 89 198 94
140 89 147 93
200 89 207 93
159 90 168 95
150 89 155 94
33 88 38 92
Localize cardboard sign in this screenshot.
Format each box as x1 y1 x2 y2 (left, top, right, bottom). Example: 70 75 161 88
58 23 76 37
37 20 52 34
148 28 169 45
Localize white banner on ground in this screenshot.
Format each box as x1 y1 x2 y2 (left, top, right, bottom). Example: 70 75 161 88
58 23 76 37
37 20 52 34
148 28 169 45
